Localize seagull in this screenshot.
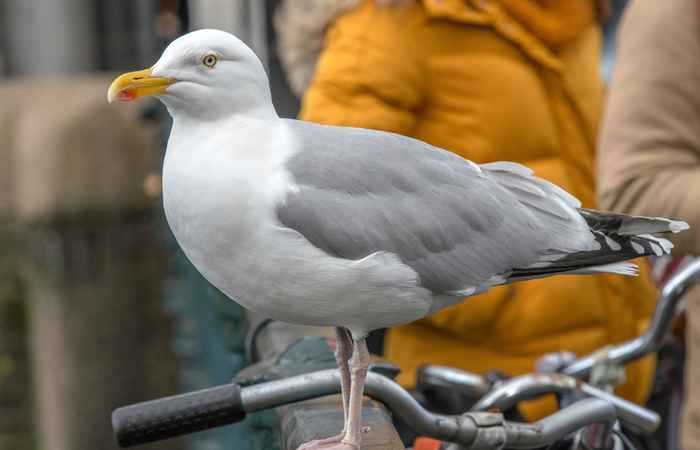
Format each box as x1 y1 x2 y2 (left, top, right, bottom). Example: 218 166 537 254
108 29 688 450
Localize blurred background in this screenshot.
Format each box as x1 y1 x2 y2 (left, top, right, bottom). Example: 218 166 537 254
0 1 631 450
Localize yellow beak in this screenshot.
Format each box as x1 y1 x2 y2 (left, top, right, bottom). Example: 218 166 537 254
107 68 176 103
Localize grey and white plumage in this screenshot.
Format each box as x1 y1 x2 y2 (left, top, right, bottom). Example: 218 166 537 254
108 29 688 450
119 28 687 341
162 111 681 339
280 121 602 294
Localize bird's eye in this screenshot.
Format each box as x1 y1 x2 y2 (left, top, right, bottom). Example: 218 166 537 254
202 54 218 68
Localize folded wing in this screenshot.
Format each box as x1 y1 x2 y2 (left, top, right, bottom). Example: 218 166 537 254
276 120 602 295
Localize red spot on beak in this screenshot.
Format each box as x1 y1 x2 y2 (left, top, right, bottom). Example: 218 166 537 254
117 89 136 102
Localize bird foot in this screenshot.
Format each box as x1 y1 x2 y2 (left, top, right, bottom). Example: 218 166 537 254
296 433 345 450
297 443 358 450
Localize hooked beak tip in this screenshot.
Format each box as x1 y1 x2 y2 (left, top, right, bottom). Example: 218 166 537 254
107 68 175 104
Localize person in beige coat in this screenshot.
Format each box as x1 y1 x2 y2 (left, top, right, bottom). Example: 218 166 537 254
597 0 700 447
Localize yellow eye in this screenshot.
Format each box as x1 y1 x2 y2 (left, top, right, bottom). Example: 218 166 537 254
202 54 218 68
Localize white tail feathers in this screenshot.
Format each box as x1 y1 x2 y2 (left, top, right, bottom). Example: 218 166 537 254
668 219 690 233
568 261 639 277
618 216 689 236
638 234 674 255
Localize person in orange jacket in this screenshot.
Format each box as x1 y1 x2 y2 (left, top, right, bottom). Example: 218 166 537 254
275 0 657 419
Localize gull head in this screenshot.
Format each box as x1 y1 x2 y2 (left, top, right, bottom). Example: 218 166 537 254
108 29 273 120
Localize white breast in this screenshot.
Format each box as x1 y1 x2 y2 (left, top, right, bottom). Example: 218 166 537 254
162 116 294 279
161 116 433 338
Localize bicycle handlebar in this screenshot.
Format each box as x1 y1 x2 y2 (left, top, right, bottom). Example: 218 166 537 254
563 258 700 378
113 260 700 447
113 369 617 448
420 259 700 407
418 364 492 399
471 373 660 432
504 398 615 449
112 383 245 447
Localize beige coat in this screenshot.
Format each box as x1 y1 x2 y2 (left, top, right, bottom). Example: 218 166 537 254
597 0 700 447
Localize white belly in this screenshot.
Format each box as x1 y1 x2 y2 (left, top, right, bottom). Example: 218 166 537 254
165 205 434 337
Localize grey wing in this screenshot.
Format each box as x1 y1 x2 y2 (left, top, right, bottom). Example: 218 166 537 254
276 120 596 294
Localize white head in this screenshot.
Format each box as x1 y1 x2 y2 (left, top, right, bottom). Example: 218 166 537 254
108 29 275 120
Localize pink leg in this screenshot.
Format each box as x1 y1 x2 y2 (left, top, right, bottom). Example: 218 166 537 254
297 328 353 450
336 328 353 422
340 337 369 449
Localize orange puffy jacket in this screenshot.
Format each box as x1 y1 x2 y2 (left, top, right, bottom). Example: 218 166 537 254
298 0 657 419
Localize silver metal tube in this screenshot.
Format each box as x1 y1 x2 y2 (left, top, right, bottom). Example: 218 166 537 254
564 258 700 378
580 384 660 432
473 374 574 411
241 370 627 448
472 373 659 432
113 369 624 448
418 365 492 398
504 398 616 449
241 369 479 445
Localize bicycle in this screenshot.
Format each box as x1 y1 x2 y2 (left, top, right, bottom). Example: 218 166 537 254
417 258 700 449
111 259 700 450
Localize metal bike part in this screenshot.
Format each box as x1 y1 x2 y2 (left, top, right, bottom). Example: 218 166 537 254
418 365 492 399
564 258 700 379
443 398 616 450
113 369 622 448
243 314 334 364
242 369 480 445
536 351 577 373
471 373 660 433
415 259 700 416
504 398 616 449
244 316 273 363
112 382 246 447
579 420 625 450
113 369 478 447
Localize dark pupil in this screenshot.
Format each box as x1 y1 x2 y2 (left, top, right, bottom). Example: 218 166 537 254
206 56 214 66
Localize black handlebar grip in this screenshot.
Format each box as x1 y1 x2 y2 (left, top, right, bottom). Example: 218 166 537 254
112 383 246 447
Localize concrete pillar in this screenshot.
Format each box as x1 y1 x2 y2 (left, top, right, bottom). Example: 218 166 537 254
2 76 181 450
4 0 97 75
0 75 32 450
188 0 268 67
0 216 32 450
